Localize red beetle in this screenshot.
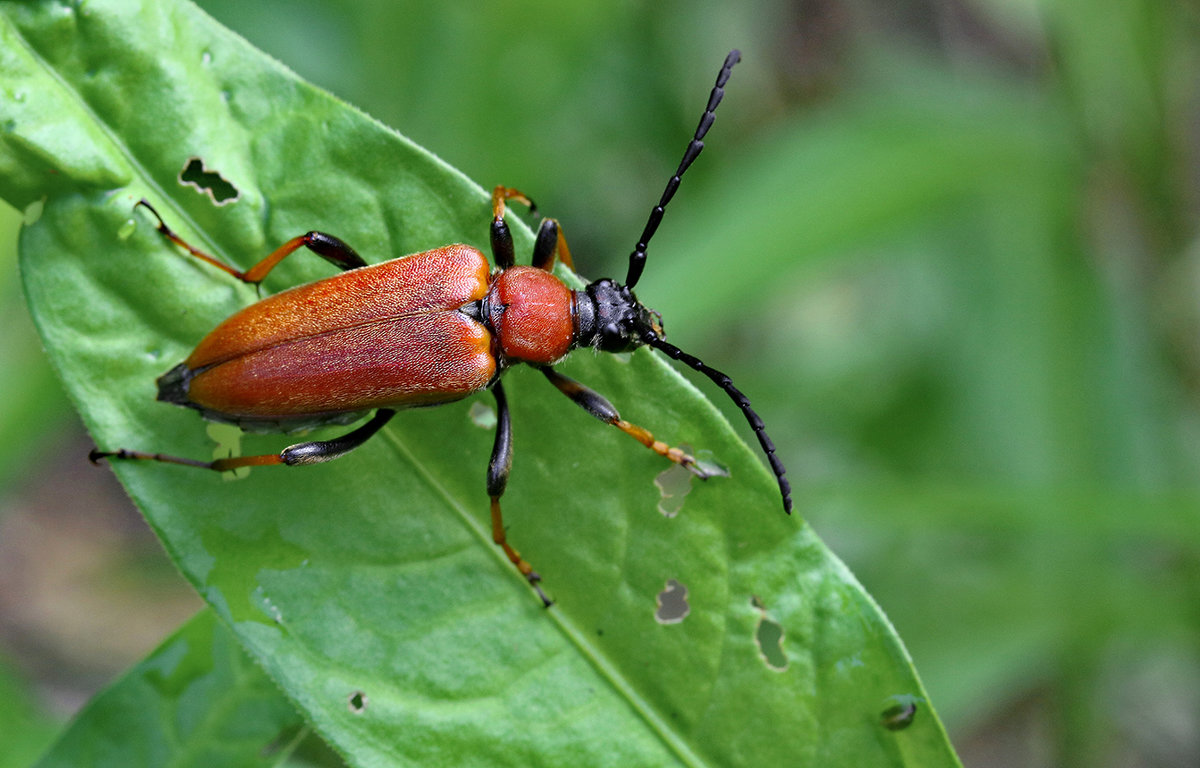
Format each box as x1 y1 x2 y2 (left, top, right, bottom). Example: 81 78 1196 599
93 50 790 605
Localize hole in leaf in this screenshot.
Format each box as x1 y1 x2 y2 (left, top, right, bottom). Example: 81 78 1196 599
655 462 691 517
880 695 919 731
654 445 728 517
692 448 730 480
207 422 250 479
751 596 788 671
654 579 689 624
348 690 368 714
179 156 239 204
469 400 496 429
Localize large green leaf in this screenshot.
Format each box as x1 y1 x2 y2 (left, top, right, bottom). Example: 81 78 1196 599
34 611 309 768
2 0 960 764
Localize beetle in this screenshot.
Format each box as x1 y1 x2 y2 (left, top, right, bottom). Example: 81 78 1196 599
91 50 791 605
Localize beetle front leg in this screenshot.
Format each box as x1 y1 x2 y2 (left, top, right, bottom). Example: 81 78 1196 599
487 381 551 606
530 218 575 272
91 409 396 472
136 199 367 285
539 366 712 478
489 187 530 270
490 186 574 271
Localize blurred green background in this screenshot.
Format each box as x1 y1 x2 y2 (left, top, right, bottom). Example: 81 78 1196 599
2 0 1198 765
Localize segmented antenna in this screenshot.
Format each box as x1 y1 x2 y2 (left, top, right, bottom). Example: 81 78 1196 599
646 333 793 515
625 49 740 289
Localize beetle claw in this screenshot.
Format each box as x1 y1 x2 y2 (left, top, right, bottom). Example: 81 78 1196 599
527 573 553 608
684 461 711 480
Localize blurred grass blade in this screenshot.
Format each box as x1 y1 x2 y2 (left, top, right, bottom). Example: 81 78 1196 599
0 202 71 492
0 654 58 768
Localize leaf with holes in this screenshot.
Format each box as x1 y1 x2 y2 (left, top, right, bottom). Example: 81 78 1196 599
2 0 961 765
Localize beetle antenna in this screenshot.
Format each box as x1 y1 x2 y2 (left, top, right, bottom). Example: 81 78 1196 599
625 50 740 290
645 332 792 514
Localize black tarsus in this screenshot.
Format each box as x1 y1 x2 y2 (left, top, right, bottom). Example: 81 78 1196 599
625 49 740 289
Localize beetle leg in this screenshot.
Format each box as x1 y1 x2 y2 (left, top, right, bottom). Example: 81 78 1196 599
90 409 395 472
486 381 551 606
490 186 575 272
274 409 395 465
530 218 575 272
492 186 537 216
236 230 366 283
490 187 532 270
539 366 711 478
136 199 366 285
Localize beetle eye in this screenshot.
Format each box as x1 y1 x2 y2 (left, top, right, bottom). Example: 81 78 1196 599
648 309 665 338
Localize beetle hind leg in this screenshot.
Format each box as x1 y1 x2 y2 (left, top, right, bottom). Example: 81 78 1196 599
135 199 366 285
91 409 396 472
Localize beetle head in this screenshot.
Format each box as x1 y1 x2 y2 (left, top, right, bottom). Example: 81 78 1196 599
577 278 663 353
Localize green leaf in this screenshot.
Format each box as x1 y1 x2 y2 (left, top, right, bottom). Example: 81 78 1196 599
2 0 960 765
34 610 308 768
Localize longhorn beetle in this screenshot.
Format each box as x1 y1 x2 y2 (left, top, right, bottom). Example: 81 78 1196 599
92 50 791 605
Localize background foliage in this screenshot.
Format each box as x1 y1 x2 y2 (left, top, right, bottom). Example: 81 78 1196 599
1 0 1198 766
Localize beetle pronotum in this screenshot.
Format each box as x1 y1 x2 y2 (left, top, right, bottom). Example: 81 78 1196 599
92 50 791 605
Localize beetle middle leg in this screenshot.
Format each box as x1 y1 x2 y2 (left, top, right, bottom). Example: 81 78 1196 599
91 409 396 472
539 366 712 479
136 199 366 285
486 381 551 606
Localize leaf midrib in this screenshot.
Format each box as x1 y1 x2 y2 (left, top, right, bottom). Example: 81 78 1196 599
379 425 713 768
